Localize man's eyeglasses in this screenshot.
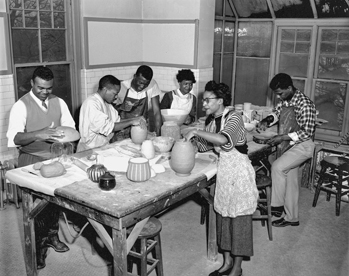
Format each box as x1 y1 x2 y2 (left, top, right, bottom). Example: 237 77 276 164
202 97 218 104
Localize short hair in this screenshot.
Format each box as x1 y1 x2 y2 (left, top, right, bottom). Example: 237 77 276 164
98 75 121 90
135 65 153 80
204 80 217 92
211 82 231 107
176 69 196 83
269 73 295 90
32 66 54 82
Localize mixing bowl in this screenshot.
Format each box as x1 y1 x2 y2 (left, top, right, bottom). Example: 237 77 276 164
161 109 190 126
151 136 175 153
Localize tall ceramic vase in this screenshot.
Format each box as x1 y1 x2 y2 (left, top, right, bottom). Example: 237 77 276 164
131 125 148 145
170 139 195 176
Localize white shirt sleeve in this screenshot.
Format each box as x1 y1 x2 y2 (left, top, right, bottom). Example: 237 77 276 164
7 100 27 147
58 98 76 129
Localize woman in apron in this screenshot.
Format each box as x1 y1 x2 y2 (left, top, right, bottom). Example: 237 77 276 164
160 69 197 125
185 82 258 276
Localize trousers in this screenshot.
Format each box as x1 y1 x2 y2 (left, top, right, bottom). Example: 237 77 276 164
271 139 315 222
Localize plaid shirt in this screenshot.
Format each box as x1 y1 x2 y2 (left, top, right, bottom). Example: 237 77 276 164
273 89 316 142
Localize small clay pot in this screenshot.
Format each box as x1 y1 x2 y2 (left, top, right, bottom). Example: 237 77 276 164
127 157 151 182
99 172 116 191
87 164 107 183
131 125 148 145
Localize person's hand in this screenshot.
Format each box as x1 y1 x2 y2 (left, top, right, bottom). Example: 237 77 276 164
256 118 269 132
132 116 147 129
267 135 283 146
36 125 65 141
184 129 197 141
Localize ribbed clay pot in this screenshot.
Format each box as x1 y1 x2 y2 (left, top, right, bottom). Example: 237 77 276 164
127 157 151 182
131 125 148 145
170 139 195 176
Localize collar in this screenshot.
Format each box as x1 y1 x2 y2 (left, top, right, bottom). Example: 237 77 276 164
30 90 48 105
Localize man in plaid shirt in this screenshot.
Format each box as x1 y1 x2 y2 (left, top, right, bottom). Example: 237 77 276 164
258 73 316 227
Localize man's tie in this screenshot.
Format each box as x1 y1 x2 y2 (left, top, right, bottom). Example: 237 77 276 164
42 101 48 109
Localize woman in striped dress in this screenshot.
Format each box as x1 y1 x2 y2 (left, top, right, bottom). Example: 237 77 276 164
185 82 258 276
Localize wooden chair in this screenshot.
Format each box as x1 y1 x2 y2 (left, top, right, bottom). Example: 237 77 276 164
312 155 349 216
127 217 164 276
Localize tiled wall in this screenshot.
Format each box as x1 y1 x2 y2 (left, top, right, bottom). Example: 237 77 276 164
0 74 18 161
0 65 213 161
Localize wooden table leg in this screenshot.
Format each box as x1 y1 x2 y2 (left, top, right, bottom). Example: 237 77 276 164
207 184 217 261
112 227 128 276
22 189 37 276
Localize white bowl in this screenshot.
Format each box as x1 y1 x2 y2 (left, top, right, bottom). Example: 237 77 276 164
161 109 190 126
244 123 255 132
151 136 175 153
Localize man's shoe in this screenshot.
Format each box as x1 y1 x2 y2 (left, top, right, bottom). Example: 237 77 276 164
37 248 48 270
45 235 69 252
271 206 284 217
272 218 299 227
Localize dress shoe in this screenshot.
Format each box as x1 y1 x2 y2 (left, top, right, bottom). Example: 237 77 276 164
209 266 233 276
272 218 299 227
37 248 48 270
45 235 70 252
271 206 284 217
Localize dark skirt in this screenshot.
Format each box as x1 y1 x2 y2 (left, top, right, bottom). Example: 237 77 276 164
216 213 254 257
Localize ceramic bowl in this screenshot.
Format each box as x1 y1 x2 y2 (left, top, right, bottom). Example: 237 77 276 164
151 136 175 153
161 109 190 126
244 123 255 132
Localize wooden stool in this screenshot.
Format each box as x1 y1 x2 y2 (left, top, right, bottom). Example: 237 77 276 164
312 155 349 216
253 174 273 241
128 217 164 276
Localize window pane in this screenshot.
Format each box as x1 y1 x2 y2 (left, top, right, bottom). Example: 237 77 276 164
232 0 271 18
280 41 294 53
25 10 37 27
320 42 336 54
10 0 23 9
338 42 349 54
24 0 37 9
53 0 64 11
292 79 305 93
237 22 272 57
214 20 223 53
297 30 311 41
279 53 308 77
12 29 39 63
322 29 337 41
39 0 51 10
314 81 347 132
213 53 221 83
53 12 65 28
281 29 295 41
235 58 270 106
224 22 234 53
318 56 349 81
41 30 66 62
40 11 52 28
271 0 314 18
222 53 233 90
316 0 349 18
16 64 72 112
215 0 223 16
10 10 23 27
295 42 310 53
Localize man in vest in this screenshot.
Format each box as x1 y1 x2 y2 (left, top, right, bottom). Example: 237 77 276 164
113 65 162 139
7 66 75 269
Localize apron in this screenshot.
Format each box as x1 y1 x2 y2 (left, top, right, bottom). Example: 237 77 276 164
113 89 149 140
170 90 193 114
277 106 300 157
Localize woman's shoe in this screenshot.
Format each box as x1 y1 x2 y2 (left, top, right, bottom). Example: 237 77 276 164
208 266 233 276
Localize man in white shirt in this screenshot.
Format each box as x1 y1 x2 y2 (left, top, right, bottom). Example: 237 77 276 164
6 66 76 269
77 75 146 151
114 65 162 138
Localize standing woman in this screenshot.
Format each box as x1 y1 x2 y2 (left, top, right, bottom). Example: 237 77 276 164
160 69 197 125
185 82 258 276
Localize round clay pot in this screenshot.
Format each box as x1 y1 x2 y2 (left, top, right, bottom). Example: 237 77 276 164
99 172 116 191
170 139 195 176
127 157 151 182
131 125 148 145
87 164 107 183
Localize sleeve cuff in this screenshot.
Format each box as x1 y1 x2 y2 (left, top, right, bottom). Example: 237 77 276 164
268 113 278 126
288 132 299 145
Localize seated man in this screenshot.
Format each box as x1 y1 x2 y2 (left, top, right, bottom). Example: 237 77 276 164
113 65 162 138
258 73 316 227
6 66 75 269
77 75 146 152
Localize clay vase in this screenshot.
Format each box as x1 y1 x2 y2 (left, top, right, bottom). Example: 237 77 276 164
170 139 195 176
127 157 151 182
141 140 155 159
99 171 116 191
131 125 148 145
